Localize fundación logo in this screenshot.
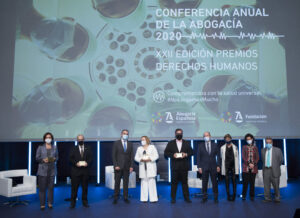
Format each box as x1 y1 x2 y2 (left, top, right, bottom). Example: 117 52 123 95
223 111 267 124
153 90 166 103
235 111 243 123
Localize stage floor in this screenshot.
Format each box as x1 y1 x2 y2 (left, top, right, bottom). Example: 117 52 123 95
0 180 299 218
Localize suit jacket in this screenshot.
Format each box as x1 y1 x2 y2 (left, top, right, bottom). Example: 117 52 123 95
69 144 93 176
261 146 283 178
36 144 58 177
197 141 221 171
164 139 193 171
112 140 134 170
134 145 159 178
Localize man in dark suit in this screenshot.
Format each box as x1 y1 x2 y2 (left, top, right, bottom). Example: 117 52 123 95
112 129 134 204
164 128 193 203
69 134 93 208
261 137 283 203
197 131 221 203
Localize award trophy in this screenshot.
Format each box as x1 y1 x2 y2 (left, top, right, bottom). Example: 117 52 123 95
176 153 183 158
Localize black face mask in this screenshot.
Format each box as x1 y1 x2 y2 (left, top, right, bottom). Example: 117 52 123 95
78 141 84 146
226 140 232 144
175 134 183 140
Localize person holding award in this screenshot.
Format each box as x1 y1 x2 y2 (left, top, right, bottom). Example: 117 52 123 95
69 134 93 208
164 128 193 203
134 136 159 202
36 132 58 210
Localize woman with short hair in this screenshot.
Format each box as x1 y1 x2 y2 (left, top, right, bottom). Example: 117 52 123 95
220 134 239 201
36 132 58 210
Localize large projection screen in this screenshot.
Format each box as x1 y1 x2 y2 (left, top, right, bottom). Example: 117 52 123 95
1 0 300 141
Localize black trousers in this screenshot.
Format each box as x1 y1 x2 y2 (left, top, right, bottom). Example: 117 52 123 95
38 176 55 206
202 169 218 199
171 170 189 200
114 169 129 199
242 172 256 198
225 168 237 196
71 174 89 204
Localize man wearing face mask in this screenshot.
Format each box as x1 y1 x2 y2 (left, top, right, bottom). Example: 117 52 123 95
112 129 134 204
69 134 93 208
261 137 283 203
164 128 193 203
197 131 221 203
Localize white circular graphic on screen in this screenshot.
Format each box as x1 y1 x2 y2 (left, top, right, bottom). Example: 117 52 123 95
153 90 166 103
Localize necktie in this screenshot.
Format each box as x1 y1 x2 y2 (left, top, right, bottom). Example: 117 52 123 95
80 146 84 158
266 149 271 167
124 141 127 152
206 142 210 155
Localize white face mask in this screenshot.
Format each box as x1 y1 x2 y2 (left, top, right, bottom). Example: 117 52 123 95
122 134 128 140
247 139 253 145
141 140 147 146
45 138 52 144
204 136 210 142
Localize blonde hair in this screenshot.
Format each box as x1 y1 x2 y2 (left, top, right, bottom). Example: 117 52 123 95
141 136 151 145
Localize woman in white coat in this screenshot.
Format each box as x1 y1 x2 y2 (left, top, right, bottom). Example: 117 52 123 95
134 136 159 202
220 134 239 201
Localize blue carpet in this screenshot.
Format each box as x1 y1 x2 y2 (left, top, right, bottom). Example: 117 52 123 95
0 180 299 218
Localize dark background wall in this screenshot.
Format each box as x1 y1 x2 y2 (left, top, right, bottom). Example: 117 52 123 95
0 138 299 184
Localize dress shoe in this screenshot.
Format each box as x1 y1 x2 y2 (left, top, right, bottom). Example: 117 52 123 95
83 202 90 208
263 199 272 203
48 204 53 209
171 199 176 204
232 195 236 201
40 206 45 211
124 199 130 203
184 199 192 203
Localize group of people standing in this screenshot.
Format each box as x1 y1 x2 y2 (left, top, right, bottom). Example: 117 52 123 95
35 129 283 210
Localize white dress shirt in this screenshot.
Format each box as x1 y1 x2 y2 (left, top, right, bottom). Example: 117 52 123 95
176 140 182 152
